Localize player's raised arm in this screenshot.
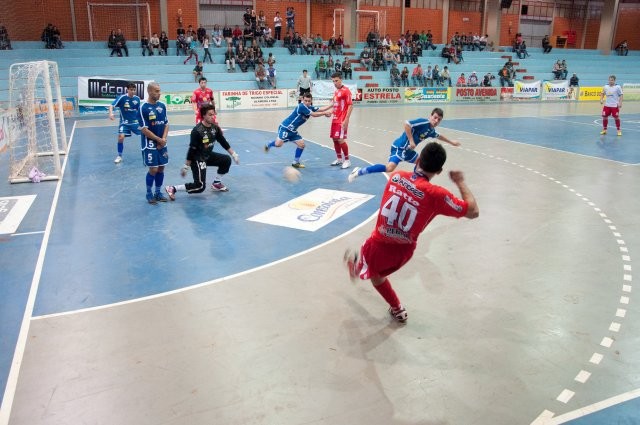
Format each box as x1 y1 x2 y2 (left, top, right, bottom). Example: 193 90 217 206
449 170 478 218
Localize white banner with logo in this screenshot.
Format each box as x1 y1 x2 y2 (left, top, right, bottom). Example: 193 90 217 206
542 80 570 99
622 83 640 101
219 89 288 111
77 77 153 114
248 188 374 232
514 80 541 99
311 81 358 102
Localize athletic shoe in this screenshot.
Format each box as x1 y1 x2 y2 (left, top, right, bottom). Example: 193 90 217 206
165 185 176 201
211 181 229 192
341 159 351 169
348 167 360 183
617 130 622 136
343 248 360 281
389 305 408 323
155 192 168 202
114 155 122 164
264 144 270 153
291 161 305 169
330 159 343 166
146 193 157 204
600 129 607 135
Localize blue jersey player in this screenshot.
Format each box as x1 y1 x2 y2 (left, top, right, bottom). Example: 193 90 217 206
139 82 170 204
108 82 141 164
348 107 460 182
264 92 332 168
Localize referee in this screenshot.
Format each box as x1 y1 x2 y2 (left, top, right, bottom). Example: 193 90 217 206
165 104 239 200
296 69 313 103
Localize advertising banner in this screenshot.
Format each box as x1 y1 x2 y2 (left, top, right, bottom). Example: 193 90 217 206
513 80 541 99
361 87 403 104
218 89 288 111
578 86 602 101
77 77 152 114
500 87 514 101
403 87 449 103
622 83 640 101
542 80 570 99
311 80 358 102
453 86 499 102
163 92 198 112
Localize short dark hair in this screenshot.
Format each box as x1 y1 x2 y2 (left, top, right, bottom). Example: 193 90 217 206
126 82 137 90
199 77 207 83
331 72 343 79
200 104 216 117
419 142 446 173
431 107 444 118
302 92 313 99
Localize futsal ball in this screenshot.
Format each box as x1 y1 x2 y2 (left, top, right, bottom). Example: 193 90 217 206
283 166 301 183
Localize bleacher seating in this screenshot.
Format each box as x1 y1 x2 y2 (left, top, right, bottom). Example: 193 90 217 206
1 41 639 104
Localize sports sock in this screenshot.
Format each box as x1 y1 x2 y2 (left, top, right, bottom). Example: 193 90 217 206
603 117 608 129
333 141 342 160
373 279 401 310
215 174 222 182
294 147 304 162
146 173 154 193
175 184 186 191
615 118 621 130
117 142 123 155
341 142 349 160
154 172 164 193
266 140 276 148
363 164 386 175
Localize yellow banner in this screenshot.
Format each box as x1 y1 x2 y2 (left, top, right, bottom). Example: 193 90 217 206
578 86 602 101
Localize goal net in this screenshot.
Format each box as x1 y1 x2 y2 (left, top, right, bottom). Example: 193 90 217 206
7 61 68 183
87 2 151 42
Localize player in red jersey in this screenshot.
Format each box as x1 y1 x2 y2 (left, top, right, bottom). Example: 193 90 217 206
344 142 479 323
191 77 216 124
329 72 354 169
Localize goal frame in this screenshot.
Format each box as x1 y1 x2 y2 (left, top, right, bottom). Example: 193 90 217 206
87 2 152 42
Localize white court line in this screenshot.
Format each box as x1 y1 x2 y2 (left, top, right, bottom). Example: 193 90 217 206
351 140 374 147
10 231 45 237
0 121 77 425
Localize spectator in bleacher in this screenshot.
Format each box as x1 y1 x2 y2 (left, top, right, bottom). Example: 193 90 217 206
243 25 254 47
472 34 481 51
336 34 344 54
360 48 373 71
411 64 424 87
141 34 153 56
211 25 222 47
183 36 199 64
423 65 433 87
499 66 513 87
243 7 252 27
267 64 277 88
286 7 295 33
296 70 313 102
222 25 232 45
390 63 401 87
400 66 410 87
569 73 579 88
440 66 452 87
0 25 11 50
255 63 268 89
342 58 352 79
115 29 128 56
255 45 264 62
193 61 204 81
432 65 441 86
455 45 464 63
160 31 169 55
250 9 258 30
560 59 568 79
274 12 283 40
426 30 438 51
246 47 256 70
504 60 516 79
367 29 379 48
176 24 185 38
258 11 267 33
409 42 419 63
225 45 236 72
232 25 243 48
197 25 206 45
482 72 495 87
254 25 264 47
42 24 63 49
441 44 452 63
456 73 466 87
202 35 213 63
264 27 275 47
186 25 196 40
542 35 552 54
150 33 160 55
334 59 342 74
108 30 119 56
303 34 314 55
467 71 479 87
284 32 294 54
479 34 488 51
552 60 563 79
313 34 324 55
465 32 474 50
381 34 391 48
176 34 186 56
615 40 628 56
327 55 335 72
237 46 248 72
315 56 328 79
520 40 530 58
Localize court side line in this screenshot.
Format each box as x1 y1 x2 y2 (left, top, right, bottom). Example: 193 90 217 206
531 388 640 424
539 116 640 132
0 121 77 425
10 231 45 237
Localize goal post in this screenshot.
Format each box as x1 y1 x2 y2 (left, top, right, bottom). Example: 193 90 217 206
7 61 68 183
87 2 151 42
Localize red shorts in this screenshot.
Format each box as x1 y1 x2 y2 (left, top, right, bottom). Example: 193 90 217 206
357 237 415 280
602 106 620 118
330 122 347 140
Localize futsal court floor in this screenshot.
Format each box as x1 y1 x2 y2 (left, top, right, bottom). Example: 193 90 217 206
1 100 639 425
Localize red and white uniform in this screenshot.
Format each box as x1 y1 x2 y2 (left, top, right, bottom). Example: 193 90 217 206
330 84 352 140
602 83 623 117
358 170 468 280
191 87 216 123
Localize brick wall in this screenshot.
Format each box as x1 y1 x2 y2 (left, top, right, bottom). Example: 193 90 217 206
499 13 520 46
447 10 482 43
614 8 640 49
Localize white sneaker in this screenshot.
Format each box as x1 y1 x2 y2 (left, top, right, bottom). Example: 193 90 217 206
114 155 122 164
348 167 360 183
341 160 351 169
330 159 343 166
389 305 408 323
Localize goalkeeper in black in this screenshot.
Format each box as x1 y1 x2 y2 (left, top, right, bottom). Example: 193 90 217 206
165 104 239 200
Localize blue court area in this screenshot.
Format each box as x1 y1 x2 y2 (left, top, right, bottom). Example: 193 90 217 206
564 396 640 424
0 123 385 404
444 112 640 164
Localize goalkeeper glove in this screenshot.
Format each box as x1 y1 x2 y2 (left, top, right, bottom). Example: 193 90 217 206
231 152 240 164
180 164 190 178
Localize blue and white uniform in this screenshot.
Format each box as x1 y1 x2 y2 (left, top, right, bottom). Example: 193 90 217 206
389 117 439 164
277 102 319 142
139 101 169 167
111 94 141 136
